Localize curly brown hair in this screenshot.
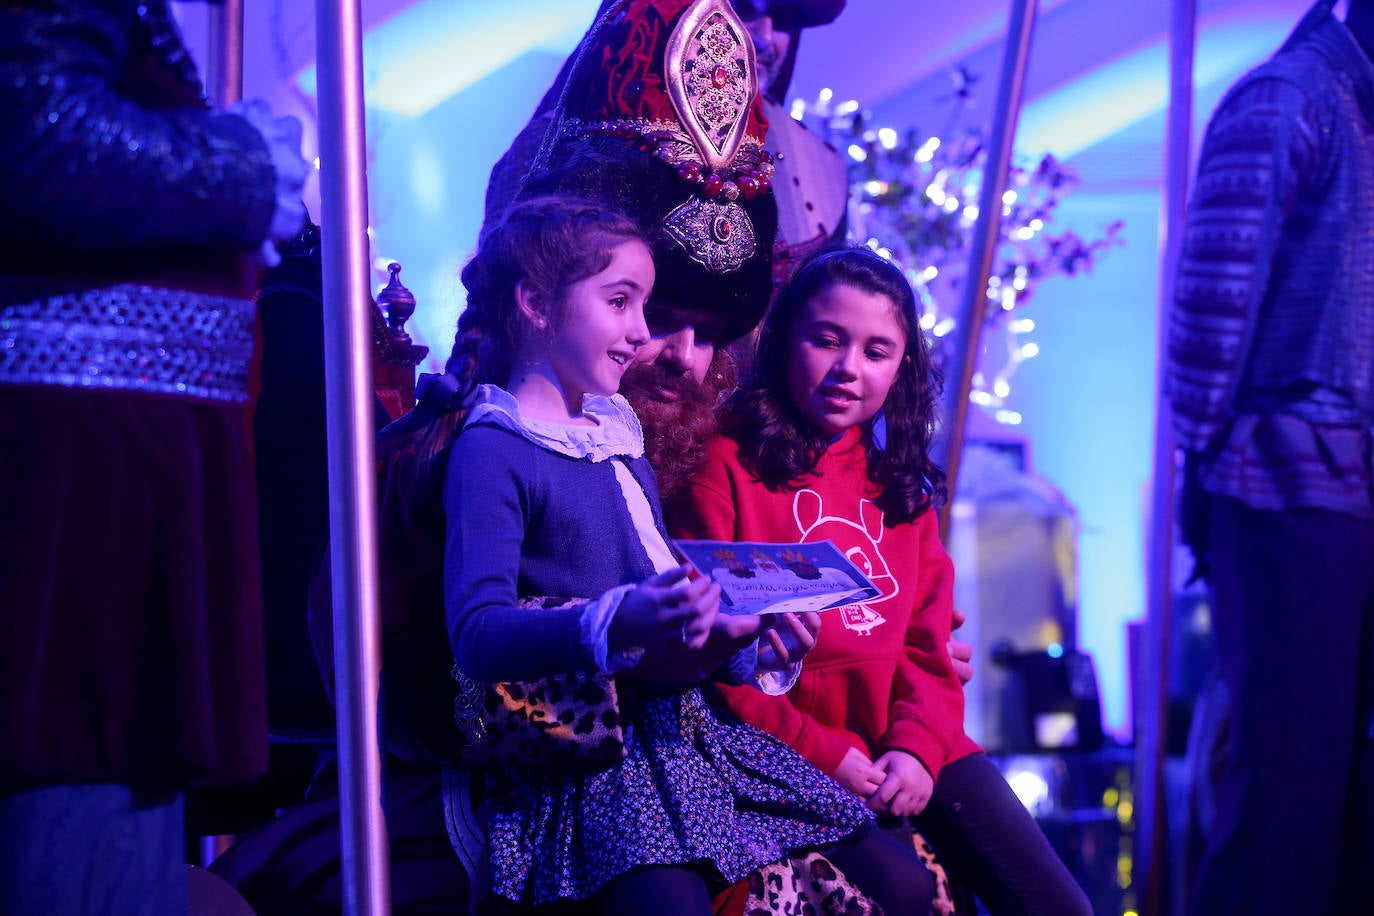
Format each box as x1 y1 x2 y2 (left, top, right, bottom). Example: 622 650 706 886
727 245 947 524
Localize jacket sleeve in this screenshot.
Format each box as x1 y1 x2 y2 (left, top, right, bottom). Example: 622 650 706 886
880 511 965 780
443 428 588 683
0 0 275 251
1166 75 1327 452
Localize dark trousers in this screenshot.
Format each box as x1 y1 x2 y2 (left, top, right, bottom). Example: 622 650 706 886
908 752 1091 916
1190 496 1374 915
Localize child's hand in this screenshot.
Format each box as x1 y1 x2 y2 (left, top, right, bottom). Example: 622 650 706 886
756 611 821 672
949 608 974 685
833 746 884 800
620 610 762 683
869 749 934 817
611 567 721 655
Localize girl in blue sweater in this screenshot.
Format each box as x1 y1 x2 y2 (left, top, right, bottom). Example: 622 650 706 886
440 195 935 914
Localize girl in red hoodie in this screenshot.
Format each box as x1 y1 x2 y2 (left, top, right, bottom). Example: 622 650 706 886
672 246 1091 915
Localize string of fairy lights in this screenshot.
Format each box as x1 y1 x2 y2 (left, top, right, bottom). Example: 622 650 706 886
793 79 1123 425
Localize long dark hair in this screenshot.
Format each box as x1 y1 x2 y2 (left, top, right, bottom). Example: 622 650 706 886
412 195 645 471
728 245 947 524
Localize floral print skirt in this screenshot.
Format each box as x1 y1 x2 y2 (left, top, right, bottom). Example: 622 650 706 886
481 684 871 904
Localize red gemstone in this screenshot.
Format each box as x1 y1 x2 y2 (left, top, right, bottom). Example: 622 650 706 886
677 161 702 183
738 175 760 199
712 65 729 88
704 174 725 198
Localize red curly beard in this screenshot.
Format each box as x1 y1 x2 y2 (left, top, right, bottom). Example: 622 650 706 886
622 352 736 505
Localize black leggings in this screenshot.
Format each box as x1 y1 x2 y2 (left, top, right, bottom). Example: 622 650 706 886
482 820 934 915
817 819 936 915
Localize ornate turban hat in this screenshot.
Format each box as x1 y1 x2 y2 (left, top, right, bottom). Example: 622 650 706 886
516 0 780 342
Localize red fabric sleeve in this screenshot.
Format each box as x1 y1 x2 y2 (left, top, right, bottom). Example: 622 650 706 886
880 511 966 780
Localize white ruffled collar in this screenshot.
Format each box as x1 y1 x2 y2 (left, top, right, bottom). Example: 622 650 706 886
463 384 645 462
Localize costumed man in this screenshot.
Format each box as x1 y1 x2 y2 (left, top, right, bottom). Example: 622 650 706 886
0 0 308 912
1167 1 1374 913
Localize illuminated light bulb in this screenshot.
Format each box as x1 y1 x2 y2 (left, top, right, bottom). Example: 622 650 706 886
942 197 959 214
1013 275 1028 291
919 313 937 330
921 265 939 281
926 185 947 206
988 275 1001 287
970 390 993 406
1014 226 1035 241
818 87 833 104
1001 287 1017 310
790 99 806 120
1002 189 1018 205
863 180 886 196
1029 218 1044 231
1021 342 1040 358
993 378 1010 398
995 409 1023 425
878 127 898 149
848 144 868 162
1009 318 1035 333
963 204 980 221
932 317 955 337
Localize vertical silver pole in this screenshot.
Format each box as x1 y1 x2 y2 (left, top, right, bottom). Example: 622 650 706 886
935 0 1039 541
1138 1 1195 912
205 0 243 106
315 1 392 912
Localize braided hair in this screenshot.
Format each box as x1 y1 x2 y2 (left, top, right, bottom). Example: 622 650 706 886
414 195 646 472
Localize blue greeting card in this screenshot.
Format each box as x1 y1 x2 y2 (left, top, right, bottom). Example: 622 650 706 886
671 539 881 616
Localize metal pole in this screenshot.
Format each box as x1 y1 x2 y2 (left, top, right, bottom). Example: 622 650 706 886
1138 1 1195 912
935 0 1039 541
315 0 392 912
205 0 243 107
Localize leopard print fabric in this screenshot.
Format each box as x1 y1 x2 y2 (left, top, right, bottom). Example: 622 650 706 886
740 833 957 916
743 851 881 915
453 596 626 767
